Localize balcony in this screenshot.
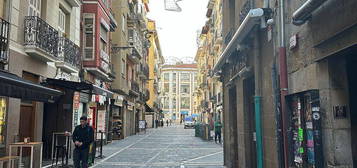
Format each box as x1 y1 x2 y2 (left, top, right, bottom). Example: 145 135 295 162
129 80 140 97
108 64 116 79
127 50 141 64
144 89 150 102
138 63 149 79
0 18 10 64
24 16 59 62
56 37 81 73
128 28 143 59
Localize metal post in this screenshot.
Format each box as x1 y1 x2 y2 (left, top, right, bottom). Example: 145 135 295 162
254 96 263 168
254 30 264 168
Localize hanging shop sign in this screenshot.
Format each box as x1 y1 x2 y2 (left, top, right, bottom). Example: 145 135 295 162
128 102 135 111
114 94 124 107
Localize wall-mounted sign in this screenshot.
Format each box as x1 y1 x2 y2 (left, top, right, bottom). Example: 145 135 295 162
334 105 347 119
289 34 298 50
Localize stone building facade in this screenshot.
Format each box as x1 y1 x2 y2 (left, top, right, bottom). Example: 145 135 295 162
213 0 357 167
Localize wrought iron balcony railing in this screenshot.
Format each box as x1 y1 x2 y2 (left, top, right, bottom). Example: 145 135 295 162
131 80 140 93
0 18 10 63
57 37 81 70
24 16 59 59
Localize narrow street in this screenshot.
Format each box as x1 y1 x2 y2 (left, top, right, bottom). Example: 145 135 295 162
92 126 223 168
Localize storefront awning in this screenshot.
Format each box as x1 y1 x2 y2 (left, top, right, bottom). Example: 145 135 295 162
45 78 92 92
46 78 113 98
92 85 113 98
0 70 62 102
145 103 154 112
213 8 269 73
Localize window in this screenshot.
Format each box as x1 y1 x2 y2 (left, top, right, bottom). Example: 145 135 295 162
121 59 126 76
122 15 126 32
173 73 177 82
29 0 41 16
100 39 107 53
163 73 169 81
0 98 6 147
172 97 176 109
172 83 176 94
58 9 66 35
162 97 169 109
180 97 190 109
181 84 190 94
100 25 108 42
84 16 94 60
164 83 169 94
180 73 190 82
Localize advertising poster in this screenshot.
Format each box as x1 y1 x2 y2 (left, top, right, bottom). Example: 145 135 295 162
97 110 106 139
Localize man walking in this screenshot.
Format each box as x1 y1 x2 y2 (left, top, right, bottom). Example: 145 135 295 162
166 120 169 127
72 116 94 168
214 120 222 144
155 119 159 128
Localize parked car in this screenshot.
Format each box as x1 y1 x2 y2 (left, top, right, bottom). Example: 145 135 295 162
184 121 195 129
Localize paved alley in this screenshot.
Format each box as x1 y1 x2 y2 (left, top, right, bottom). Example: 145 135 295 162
92 125 224 168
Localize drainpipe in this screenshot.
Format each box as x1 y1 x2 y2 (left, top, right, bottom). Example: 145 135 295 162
278 0 289 167
292 0 327 25
253 30 263 168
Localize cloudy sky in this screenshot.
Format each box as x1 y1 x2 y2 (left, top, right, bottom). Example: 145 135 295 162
147 0 209 64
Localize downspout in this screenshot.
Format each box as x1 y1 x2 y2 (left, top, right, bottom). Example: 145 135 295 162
254 30 263 168
278 0 289 167
292 0 327 25
253 1 269 168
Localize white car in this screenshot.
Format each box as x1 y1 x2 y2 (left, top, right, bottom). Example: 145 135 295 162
184 121 194 129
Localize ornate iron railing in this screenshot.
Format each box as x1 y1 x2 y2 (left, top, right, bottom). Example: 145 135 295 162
58 37 81 69
24 16 59 57
0 18 9 63
131 80 140 93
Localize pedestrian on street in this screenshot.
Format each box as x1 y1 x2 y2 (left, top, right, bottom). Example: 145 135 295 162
72 116 94 168
169 119 172 126
214 120 222 144
166 120 169 127
161 120 164 127
155 119 159 128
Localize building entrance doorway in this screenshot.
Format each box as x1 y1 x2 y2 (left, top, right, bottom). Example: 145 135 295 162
228 86 238 167
243 77 256 168
346 48 357 166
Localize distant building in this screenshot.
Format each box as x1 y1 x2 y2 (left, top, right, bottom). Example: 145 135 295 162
159 64 198 122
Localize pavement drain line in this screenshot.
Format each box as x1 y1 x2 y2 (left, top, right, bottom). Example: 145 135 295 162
181 151 223 164
92 131 154 167
140 143 172 168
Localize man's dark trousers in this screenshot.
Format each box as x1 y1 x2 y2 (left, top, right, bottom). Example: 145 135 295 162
73 147 89 168
215 131 221 143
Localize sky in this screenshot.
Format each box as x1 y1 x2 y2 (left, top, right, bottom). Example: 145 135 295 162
147 0 209 64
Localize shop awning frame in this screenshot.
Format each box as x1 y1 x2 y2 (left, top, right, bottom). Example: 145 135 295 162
0 70 62 102
213 8 269 73
145 103 154 112
45 78 114 98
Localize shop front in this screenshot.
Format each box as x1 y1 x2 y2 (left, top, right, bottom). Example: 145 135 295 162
286 90 323 168
0 71 62 159
110 94 125 140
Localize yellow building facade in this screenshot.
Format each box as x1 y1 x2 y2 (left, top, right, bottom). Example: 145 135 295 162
145 20 165 127
194 0 223 124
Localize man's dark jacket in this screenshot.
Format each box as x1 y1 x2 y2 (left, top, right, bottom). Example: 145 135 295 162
72 124 94 149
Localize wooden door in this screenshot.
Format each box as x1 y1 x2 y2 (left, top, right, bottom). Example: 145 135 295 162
19 105 35 142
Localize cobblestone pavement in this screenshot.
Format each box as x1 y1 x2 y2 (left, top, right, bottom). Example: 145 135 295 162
92 125 224 168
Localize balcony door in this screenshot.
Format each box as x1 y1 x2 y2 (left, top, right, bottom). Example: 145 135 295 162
28 0 41 16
